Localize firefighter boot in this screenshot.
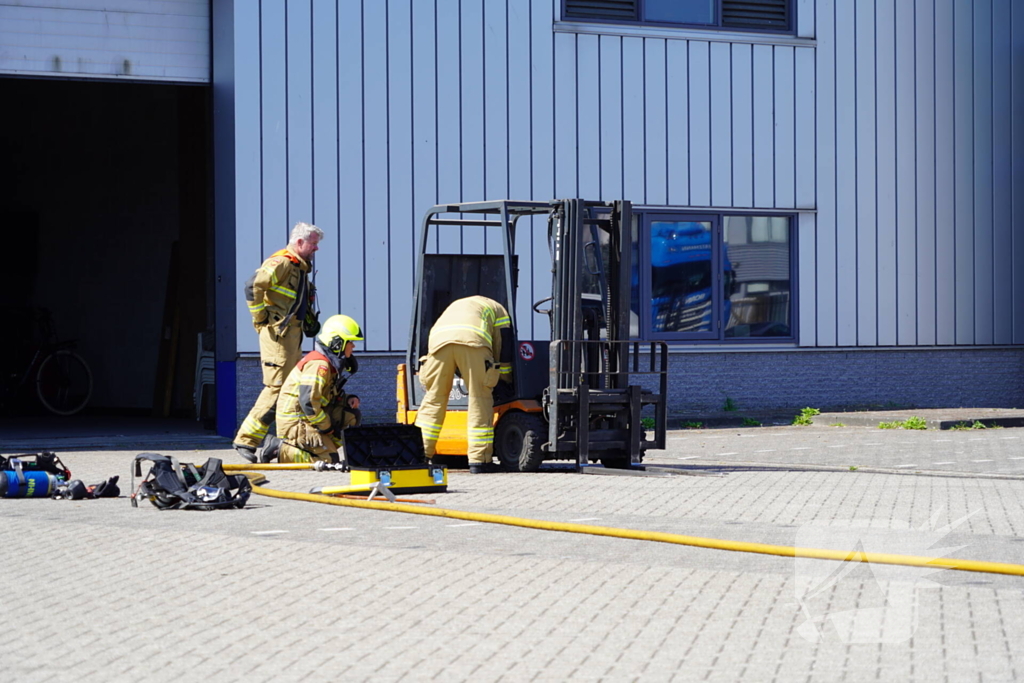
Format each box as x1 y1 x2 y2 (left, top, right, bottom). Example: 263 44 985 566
256 435 283 463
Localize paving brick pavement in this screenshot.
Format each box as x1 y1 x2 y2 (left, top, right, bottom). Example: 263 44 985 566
2 429 1024 681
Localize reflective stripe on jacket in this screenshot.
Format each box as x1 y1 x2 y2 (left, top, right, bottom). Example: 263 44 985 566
278 352 338 431
427 296 511 362
245 247 311 331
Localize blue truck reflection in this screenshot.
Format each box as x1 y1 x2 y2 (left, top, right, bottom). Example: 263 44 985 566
650 221 733 333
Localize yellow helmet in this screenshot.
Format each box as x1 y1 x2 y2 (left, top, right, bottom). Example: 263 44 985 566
317 314 363 354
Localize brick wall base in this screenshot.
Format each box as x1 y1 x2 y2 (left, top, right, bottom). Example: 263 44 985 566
234 348 1024 428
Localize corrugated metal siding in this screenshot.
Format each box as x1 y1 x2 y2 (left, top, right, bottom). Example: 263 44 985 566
0 0 209 82
230 0 816 353
812 0 1023 348
228 0 1022 353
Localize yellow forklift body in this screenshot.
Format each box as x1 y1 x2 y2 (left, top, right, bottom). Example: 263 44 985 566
396 363 540 456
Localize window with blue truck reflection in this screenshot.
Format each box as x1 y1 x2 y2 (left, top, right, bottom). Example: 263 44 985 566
648 217 791 339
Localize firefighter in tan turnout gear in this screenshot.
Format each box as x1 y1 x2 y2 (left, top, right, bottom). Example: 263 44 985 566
256 315 363 464
233 222 322 462
416 296 513 473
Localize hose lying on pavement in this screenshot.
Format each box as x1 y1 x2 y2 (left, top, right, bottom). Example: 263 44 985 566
226 463 1024 578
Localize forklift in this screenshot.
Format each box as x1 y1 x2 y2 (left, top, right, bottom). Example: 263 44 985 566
396 199 668 471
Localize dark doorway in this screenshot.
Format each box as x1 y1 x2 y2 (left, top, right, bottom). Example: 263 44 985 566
0 77 212 418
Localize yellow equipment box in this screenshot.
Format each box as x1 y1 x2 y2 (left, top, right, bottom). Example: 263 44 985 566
342 423 447 495
349 465 447 495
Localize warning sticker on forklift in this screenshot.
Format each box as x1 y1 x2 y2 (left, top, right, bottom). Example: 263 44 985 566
519 342 535 361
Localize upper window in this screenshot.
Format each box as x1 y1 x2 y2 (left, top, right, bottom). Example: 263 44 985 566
631 212 795 342
563 0 792 33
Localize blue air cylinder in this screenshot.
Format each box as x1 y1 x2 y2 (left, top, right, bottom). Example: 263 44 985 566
0 470 58 498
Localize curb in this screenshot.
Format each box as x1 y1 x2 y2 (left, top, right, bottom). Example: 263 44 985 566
656 459 1024 481
811 414 1024 430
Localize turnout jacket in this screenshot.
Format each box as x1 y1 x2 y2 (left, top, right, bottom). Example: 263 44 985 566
427 296 513 377
245 247 311 332
277 351 339 433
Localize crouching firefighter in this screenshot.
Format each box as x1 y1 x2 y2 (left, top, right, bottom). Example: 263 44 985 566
257 315 363 464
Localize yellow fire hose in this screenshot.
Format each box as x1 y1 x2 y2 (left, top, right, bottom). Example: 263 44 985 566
225 463 1024 578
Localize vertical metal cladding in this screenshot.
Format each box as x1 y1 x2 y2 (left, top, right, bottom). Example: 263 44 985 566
229 0 1021 353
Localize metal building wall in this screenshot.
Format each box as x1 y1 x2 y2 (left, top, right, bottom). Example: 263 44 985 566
810 0 1024 348
228 0 1022 355
0 0 209 83
229 0 818 353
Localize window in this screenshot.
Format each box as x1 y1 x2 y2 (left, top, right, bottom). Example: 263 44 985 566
633 212 794 342
563 0 792 32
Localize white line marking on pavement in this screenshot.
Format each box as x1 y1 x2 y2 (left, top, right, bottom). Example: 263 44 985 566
1002 437 1020 440
895 464 918 469
447 523 481 527
828 445 846 448
791 447 811 450
384 526 418 530
934 439 952 442
1009 457 1024 461
862 443 882 446
739 435 758 438
932 462 955 465
570 518 601 522
252 530 289 536
971 459 994 463
719 452 739 456
676 456 700 460
756 449 776 453
319 528 355 532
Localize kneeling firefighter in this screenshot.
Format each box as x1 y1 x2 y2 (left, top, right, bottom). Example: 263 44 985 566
259 315 363 464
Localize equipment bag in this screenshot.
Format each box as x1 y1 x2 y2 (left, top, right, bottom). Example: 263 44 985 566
130 453 251 511
0 452 72 498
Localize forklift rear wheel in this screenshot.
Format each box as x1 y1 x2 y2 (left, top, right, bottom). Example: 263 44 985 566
495 412 546 472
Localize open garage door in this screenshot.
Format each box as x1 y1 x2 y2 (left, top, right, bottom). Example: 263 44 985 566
0 77 213 420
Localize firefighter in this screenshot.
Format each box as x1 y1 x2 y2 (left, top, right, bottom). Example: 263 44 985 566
258 314 363 464
233 222 322 462
415 296 513 473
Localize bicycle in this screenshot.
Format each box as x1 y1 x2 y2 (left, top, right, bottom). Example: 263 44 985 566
2 308 93 416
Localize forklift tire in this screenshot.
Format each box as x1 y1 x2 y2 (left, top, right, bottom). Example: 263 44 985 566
495 412 546 472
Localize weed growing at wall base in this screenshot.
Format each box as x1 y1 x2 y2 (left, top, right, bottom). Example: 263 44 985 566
950 420 1003 431
792 407 820 426
879 417 928 430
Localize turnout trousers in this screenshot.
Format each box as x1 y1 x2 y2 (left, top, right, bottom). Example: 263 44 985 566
415 343 500 464
234 322 303 449
277 402 357 463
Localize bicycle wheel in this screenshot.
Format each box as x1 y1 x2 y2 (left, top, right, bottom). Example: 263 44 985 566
35 349 93 416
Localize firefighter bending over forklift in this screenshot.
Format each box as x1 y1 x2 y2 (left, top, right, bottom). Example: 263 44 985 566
397 199 668 472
